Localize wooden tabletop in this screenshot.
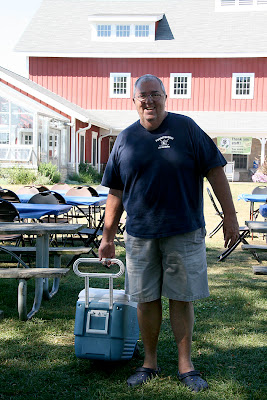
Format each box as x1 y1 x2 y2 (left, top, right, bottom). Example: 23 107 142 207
0 222 85 235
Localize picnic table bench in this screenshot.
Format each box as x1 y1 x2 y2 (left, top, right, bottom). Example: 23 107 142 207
0 245 93 320
241 220 267 275
241 244 267 275
0 267 70 320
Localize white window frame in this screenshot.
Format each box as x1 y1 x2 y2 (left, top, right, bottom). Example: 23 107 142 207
89 14 163 42
0 131 9 144
92 23 154 41
79 132 85 164
135 25 150 37
110 73 131 98
170 73 192 99
91 131 98 168
215 0 267 11
232 73 255 99
97 25 111 37
116 25 131 37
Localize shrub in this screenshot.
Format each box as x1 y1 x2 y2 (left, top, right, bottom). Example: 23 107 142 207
0 167 37 185
67 172 84 183
38 162 61 183
67 164 102 184
78 163 102 184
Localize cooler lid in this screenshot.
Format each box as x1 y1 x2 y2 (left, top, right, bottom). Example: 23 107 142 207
78 288 131 304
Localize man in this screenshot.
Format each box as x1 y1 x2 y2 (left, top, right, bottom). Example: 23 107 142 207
98 74 239 391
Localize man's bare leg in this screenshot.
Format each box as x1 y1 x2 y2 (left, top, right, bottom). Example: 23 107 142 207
169 300 194 374
137 299 162 370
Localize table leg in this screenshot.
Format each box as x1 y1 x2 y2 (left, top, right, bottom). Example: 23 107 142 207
36 233 61 300
26 278 44 320
250 202 254 220
47 255 61 297
18 279 27 320
36 233 52 300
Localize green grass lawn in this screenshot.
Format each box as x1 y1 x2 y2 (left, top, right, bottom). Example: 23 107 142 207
0 182 266 400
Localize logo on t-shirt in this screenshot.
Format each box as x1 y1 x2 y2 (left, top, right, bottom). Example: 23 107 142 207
155 136 174 149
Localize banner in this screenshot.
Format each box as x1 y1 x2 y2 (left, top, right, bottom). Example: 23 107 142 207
217 137 252 155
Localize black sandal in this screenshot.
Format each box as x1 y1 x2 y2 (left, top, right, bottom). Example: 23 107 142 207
178 370 208 392
127 366 161 387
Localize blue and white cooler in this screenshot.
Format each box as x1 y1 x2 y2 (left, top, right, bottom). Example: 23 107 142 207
73 258 139 361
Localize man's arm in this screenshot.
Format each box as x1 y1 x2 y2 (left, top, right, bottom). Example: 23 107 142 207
98 188 123 260
207 166 240 248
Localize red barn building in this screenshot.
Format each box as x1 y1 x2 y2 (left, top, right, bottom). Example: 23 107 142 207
1 0 267 180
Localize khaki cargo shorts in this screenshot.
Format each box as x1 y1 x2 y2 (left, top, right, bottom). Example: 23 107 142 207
124 228 210 303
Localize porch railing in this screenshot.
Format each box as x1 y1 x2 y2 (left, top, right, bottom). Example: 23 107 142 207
0 145 33 162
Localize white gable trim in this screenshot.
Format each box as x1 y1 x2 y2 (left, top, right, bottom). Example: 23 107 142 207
88 14 163 22
0 70 87 122
17 52 267 58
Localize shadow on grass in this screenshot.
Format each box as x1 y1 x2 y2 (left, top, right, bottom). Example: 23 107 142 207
0 248 266 400
0 334 265 400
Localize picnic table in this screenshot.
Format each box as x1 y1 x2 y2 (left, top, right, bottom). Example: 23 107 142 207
0 222 85 320
238 193 267 220
13 203 72 220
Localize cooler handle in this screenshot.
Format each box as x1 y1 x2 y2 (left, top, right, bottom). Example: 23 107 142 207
73 258 125 309
73 258 124 278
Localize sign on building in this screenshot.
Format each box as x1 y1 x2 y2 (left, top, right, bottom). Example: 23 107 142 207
217 137 252 155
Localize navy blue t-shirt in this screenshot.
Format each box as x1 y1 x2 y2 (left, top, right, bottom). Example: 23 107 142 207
102 112 226 238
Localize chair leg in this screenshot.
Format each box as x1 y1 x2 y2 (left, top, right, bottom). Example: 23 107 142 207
217 230 260 262
208 220 224 238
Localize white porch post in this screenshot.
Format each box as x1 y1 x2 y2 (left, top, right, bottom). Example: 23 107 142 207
32 113 38 167
259 138 267 165
98 135 101 173
70 118 76 165
41 117 49 163
75 123 91 174
98 129 112 173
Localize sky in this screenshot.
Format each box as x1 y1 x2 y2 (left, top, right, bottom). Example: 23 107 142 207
0 0 43 77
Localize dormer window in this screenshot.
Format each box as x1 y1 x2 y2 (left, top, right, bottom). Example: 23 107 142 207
97 25 111 37
135 25 150 37
89 14 163 42
116 25 130 37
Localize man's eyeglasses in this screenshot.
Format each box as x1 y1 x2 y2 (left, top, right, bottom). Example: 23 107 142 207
135 93 164 102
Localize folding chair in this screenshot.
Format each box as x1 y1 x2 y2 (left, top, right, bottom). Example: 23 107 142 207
16 185 39 196
207 187 224 238
0 200 27 264
206 187 260 262
66 212 105 266
28 191 70 245
251 185 267 220
65 186 101 227
51 183 71 193
0 189 20 203
0 200 23 245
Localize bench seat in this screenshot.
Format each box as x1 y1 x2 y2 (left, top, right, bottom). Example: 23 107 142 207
252 266 267 275
241 244 267 252
0 267 70 320
0 267 69 279
1 246 91 255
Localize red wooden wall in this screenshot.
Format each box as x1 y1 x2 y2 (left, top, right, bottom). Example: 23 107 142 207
29 57 267 112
